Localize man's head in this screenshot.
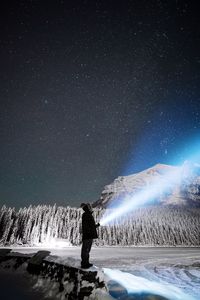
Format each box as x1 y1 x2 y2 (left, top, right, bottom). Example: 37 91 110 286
80 203 93 213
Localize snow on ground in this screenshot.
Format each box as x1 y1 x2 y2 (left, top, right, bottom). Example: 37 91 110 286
4 246 200 299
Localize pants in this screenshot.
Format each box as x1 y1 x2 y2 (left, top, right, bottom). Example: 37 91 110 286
81 239 93 265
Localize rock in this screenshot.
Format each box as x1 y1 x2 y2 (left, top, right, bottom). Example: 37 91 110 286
0 252 107 299
0 248 11 261
27 250 51 274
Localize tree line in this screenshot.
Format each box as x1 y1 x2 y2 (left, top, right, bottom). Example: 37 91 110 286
0 204 199 246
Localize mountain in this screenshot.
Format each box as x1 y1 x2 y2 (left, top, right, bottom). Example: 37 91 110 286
93 163 200 208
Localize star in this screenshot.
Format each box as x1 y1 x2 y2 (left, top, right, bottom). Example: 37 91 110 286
0 0 199 208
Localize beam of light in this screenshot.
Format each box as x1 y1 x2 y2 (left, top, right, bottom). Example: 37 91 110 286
103 268 196 300
100 164 186 226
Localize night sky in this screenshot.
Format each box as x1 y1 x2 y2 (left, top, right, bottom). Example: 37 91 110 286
0 1 200 208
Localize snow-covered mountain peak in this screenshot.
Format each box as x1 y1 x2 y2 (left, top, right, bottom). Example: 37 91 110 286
93 163 200 208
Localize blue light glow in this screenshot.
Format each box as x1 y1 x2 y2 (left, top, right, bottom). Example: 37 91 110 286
100 136 200 226
172 137 200 166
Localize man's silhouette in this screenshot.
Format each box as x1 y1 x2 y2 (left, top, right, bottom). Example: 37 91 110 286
80 203 100 268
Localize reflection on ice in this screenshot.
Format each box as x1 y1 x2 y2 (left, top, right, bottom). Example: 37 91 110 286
103 268 197 300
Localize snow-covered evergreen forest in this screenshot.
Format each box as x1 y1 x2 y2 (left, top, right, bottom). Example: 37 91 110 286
0 204 199 246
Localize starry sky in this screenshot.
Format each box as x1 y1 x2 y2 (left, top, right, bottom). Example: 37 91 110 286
0 0 200 208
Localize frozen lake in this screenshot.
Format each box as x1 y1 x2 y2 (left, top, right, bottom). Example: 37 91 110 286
1 246 200 299
10 246 200 268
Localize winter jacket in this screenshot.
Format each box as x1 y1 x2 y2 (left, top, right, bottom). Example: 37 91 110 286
82 211 98 240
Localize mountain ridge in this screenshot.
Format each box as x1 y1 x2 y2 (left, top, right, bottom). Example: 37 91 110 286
93 163 200 208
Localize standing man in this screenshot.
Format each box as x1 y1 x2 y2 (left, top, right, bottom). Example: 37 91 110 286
80 203 100 268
